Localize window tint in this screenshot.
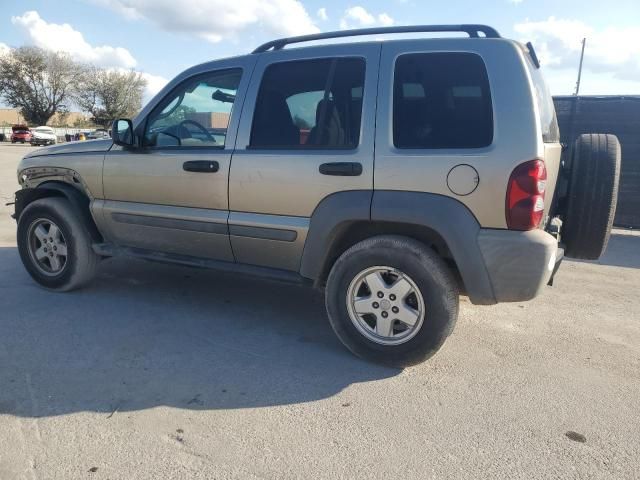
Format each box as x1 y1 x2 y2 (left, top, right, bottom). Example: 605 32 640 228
145 69 241 148
393 53 493 149
250 58 365 149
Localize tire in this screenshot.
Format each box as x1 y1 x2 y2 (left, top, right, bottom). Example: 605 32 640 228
325 235 459 367
17 197 99 291
563 134 621 260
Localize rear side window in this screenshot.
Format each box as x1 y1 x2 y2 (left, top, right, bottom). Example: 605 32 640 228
527 63 560 143
250 57 365 149
393 52 493 149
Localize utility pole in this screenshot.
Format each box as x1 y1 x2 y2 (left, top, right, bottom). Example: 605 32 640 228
574 38 586 96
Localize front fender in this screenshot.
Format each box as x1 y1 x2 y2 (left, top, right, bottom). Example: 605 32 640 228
13 183 102 243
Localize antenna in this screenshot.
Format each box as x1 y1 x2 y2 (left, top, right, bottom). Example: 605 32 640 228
574 38 586 96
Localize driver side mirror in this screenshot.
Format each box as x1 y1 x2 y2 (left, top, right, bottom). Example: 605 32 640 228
111 118 135 148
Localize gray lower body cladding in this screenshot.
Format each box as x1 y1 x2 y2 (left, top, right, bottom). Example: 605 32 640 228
477 229 559 302
370 191 559 304
82 189 559 305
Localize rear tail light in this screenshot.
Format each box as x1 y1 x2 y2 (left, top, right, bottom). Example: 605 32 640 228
506 159 547 230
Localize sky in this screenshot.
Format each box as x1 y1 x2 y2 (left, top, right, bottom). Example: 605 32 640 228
1 0 639 105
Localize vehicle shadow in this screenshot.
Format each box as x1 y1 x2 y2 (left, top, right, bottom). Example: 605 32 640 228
569 231 640 269
0 247 398 418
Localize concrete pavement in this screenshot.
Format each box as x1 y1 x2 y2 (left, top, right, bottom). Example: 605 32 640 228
1 143 639 479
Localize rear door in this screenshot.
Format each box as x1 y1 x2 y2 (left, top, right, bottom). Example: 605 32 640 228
229 44 379 271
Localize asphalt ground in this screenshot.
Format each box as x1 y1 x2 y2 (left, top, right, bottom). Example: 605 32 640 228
1 142 639 479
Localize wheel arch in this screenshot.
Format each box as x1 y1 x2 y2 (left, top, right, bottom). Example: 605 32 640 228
15 182 103 243
300 190 497 305
314 220 457 284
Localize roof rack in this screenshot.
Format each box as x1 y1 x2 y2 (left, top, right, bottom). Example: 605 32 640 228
252 24 501 54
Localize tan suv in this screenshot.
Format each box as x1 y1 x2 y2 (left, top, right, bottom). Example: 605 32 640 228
13 25 620 366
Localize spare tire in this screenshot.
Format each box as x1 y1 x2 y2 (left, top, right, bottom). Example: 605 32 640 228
562 134 621 260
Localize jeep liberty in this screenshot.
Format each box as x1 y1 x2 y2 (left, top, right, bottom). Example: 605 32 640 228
13 25 621 366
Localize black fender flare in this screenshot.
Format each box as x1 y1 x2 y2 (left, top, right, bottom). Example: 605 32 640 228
299 190 372 281
371 191 495 305
299 190 496 305
14 183 102 243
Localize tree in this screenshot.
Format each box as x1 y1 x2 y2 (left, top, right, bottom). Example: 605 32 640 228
74 67 147 128
0 46 80 125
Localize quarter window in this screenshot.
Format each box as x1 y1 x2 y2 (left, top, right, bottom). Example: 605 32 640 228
393 53 493 149
144 69 242 148
250 58 365 149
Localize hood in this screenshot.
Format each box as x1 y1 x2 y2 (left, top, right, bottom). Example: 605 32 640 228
23 139 113 158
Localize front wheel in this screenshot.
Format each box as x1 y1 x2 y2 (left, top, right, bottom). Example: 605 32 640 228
325 235 459 367
17 197 99 291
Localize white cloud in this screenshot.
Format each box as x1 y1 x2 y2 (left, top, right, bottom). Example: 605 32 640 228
97 0 319 43
317 7 328 21
140 72 169 99
377 13 394 27
340 6 394 30
11 10 137 69
0 43 10 57
514 17 640 83
9 10 167 104
509 0 524 4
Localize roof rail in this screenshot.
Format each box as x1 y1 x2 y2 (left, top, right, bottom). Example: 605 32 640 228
252 24 501 54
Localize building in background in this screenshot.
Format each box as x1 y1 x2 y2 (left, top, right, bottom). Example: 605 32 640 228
0 108 92 127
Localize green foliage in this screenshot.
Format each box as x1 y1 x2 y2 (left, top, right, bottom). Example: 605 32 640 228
73 67 147 128
0 46 81 125
0 45 147 128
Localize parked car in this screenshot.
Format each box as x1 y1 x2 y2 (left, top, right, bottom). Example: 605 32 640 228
12 25 621 366
11 125 32 144
86 129 110 140
30 126 57 146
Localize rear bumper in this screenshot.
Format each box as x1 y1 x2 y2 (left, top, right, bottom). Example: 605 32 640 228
477 229 560 303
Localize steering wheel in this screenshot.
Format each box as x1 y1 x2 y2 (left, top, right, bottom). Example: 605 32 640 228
178 119 216 143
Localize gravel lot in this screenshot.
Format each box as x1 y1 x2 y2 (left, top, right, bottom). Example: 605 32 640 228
1 142 639 479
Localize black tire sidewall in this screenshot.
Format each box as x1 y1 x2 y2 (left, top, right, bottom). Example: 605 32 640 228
563 134 620 260
326 237 458 366
17 199 88 290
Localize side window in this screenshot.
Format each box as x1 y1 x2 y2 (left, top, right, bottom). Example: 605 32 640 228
393 53 493 149
144 69 242 148
250 57 365 149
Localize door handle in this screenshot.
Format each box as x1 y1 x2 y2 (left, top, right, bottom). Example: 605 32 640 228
183 160 219 172
319 162 363 176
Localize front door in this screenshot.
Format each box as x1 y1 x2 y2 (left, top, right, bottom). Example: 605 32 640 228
98 60 253 261
229 44 380 271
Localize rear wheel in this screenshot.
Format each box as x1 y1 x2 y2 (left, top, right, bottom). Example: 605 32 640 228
325 235 459 367
17 197 99 291
562 134 621 260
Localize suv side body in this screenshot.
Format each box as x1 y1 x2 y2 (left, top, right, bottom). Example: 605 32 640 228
16 37 560 304
19 26 612 366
